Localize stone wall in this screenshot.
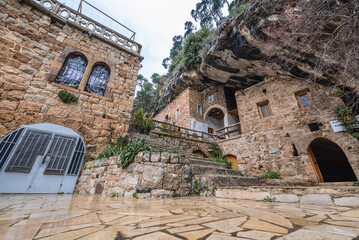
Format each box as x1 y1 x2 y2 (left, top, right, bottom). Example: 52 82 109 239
75 151 192 198
219 77 359 184
0 0 142 158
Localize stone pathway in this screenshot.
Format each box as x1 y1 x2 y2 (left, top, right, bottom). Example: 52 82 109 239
0 195 358 240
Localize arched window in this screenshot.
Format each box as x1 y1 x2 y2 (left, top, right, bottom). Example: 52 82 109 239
85 64 110 96
56 54 88 88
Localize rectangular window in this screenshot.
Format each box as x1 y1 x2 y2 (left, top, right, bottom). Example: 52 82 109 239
258 101 272 118
208 95 213 102
197 105 202 115
176 109 180 118
208 127 214 134
297 92 312 108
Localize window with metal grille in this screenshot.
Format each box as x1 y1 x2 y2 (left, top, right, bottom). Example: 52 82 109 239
85 64 110 96
67 138 86 175
56 55 88 88
0 128 24 171
6 130 51 173
44 135 77 175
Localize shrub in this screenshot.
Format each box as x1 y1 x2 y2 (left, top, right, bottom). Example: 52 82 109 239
262 171 282 179
263 196 276 202
132 108 153 135
353 182 359 187
192 180 200 195
95 135 129 160
334 105 359 134
132 192 138 199
209 143 222 158
172 192 181 198
58 90 78 103
210 156 233 169
118 138 150 168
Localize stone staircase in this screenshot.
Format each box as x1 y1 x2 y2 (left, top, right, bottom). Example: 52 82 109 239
188 154 260 188
132 132 260 190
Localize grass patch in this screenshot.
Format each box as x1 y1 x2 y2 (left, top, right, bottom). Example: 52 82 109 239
262 171 282 179
353 182 359 187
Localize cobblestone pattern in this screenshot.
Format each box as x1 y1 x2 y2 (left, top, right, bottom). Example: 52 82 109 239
219 78 359 183
75 151 192 197
0 0 142 158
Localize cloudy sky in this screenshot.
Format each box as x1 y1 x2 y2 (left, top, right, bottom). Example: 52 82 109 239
60 0 199 82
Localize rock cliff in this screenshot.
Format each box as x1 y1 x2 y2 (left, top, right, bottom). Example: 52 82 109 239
154 0 358 115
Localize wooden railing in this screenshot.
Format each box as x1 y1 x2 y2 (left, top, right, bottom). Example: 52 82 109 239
216 123 242 139
152 120 217 142
152 120 242 142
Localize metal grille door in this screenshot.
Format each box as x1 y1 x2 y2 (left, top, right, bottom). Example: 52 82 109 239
6 130 51 173
44 135 77 175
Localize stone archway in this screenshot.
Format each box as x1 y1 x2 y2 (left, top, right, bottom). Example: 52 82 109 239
224 154 238 170
308 138 357 182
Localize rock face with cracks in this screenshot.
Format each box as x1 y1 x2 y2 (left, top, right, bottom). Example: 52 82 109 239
154 0 359 115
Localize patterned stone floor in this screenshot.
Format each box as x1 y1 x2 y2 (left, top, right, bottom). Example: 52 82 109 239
0 195 358 240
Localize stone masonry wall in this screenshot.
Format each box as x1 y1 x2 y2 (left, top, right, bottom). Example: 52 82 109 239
219 77 359 184
202 86 227 117
0 0 142 158
75 151 192 198
154 88 191 128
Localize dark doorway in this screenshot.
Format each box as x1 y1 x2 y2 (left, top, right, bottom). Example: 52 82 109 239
308 138 357 182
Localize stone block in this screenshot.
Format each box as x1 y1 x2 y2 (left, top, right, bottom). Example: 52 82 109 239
333 197 359 206
179 154 186 164
143 151 151 162
163 173 179 190
139 165 164 189
161 152 171 163
134 151 144 163
170 154 179 163
215 189 270 200
300 194 333 205
151 189 174 198
272 194 299 203
151 152 161 162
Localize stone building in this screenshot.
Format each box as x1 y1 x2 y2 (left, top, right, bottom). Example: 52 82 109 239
0 0 142 193
154 77 359 185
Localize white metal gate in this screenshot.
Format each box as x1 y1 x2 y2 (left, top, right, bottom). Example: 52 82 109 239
0 124 85 194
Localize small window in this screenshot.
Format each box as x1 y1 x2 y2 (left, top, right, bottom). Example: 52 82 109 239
208 95 213 102
176 109 180 118
258 101 272 118
85 64 110 96
165 115 169 122
208 127 214 134
197 105 202 115
56 54 87 88
296 91 312 108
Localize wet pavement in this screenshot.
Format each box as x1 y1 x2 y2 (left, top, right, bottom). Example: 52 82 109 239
0 195 358 240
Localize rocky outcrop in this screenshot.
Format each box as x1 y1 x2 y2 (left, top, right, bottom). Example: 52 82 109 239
154 0 359 115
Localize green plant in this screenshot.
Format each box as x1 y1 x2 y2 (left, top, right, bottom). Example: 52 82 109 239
172 192 181 198
192 180 201 195
96 135 129 160
132 108 153 135
160 121 170 133
111 192 118 198
211 186 217 194
209 143 222 158
335 105 359 139
263 196 276 202
262 171 282 179
210 157 233 169
132 192 138 199
229 1 250 17
118 138 151 168
58 90 78 103
353 182 359 187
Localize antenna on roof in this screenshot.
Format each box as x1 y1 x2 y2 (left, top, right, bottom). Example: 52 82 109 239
77 0 83 13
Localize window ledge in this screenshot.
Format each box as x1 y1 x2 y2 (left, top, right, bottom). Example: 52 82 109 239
53 83 112 101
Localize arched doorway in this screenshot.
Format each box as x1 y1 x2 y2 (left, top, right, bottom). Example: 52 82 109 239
308 138 357 182
0 123 86 193
192 149 207 158
224 155 238 170
204 108 225 137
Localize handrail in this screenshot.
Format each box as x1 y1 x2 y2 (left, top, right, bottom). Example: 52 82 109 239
152 120 242 141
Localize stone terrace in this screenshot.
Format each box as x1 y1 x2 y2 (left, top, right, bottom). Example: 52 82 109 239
0 194 359 239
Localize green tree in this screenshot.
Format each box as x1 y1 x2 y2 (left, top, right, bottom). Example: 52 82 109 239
162 35 184 69
191 0 229 29
184 21 197 38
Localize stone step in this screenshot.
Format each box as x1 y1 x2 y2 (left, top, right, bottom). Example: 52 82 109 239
194 174 260 187
191 164 243 176
189 159 228 169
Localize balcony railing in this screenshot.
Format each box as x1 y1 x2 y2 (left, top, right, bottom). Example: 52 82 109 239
216 123 242 139
23 0 141 55
152 120 241 142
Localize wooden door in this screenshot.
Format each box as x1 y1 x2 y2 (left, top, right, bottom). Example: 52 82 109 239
226 155 238 170
308 147 324 182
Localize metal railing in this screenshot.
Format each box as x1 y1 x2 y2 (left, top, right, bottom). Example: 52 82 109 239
25 0 141 55
152 120 242 142
216 123 242 139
